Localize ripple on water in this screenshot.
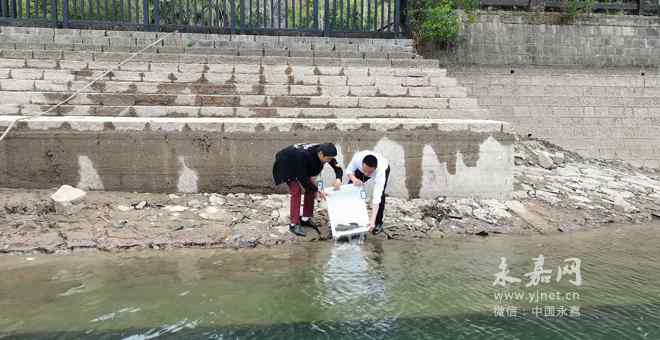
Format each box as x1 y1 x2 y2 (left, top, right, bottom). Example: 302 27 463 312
121 319 199 340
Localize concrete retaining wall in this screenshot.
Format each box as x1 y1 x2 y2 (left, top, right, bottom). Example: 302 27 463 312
422 12 660 67
450 65 660 167
0 117 514 199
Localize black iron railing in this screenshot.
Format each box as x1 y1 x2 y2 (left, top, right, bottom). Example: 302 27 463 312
479 0 643 14
0 0 410 36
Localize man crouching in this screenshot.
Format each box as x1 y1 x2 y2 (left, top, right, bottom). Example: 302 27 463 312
273 143 342 237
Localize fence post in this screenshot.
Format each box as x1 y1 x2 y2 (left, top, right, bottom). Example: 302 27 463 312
403 0 409 34
51 0 58 26
143 0 149 30
240 0 245 31
313 0 319 30
63 0 69 27
394 0 400 34
323 0 329 34
231 0 237 33
153 0 160 31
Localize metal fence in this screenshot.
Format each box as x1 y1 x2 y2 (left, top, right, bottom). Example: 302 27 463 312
0 0 410 35
479 0 641 14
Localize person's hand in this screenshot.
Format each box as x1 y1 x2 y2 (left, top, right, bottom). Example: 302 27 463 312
352 178 363 187
368 222 375 232
333 179 341 191
317 191 328 201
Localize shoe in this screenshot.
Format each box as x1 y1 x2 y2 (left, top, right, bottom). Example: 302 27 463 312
301 219 322 235
289 224 306 237
372 223 384 235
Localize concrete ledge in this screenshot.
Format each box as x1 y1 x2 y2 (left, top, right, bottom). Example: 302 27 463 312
0 117 513 199
0 44 416 59
0 92 476 109
0 81 464 99
0 83 465 99
0 43 417 59
0 64 451 87
0 26 415 51
0 116 512 132
1 105 489 119
0 51 440 68
0 62 448 78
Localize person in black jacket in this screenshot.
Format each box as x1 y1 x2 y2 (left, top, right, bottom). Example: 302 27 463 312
273 143 343 236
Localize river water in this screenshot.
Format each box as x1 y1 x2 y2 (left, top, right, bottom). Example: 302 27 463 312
1 223 660 339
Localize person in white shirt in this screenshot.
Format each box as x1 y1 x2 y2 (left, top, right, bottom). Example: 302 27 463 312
345 150 390 235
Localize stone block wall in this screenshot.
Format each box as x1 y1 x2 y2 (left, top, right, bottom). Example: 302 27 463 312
450 65 660 167
421 12 660 67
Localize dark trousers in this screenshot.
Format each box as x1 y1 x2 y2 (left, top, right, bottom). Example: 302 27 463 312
287 179 315 225
349 166 390 225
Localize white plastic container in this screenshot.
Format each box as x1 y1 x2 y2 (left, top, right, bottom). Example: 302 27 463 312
324 184 370 240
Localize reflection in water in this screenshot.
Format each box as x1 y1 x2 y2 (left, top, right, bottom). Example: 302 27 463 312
323 241 385 304
320 240 396 333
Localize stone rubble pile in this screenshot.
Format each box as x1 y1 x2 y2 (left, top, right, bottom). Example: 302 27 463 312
418 138 660 235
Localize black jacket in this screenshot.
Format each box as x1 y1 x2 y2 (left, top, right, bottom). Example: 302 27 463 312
273 143 343 192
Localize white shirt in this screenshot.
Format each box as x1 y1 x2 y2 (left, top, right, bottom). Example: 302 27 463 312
346 150 389 206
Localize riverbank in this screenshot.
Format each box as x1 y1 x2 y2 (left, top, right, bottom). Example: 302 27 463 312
1 137 659 255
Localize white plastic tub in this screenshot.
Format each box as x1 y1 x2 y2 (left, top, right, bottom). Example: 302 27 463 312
324 184 370 240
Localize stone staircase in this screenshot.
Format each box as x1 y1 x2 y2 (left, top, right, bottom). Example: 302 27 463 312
0 26 513 199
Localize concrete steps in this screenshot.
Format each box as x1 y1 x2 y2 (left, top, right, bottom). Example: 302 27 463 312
0 63 468 100
0 27 514 199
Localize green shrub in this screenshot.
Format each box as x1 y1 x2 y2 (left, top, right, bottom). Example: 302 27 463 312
561 0 594 21
418 0 459 42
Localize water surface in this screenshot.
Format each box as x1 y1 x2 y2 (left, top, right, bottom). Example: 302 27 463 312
1 223 660 339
